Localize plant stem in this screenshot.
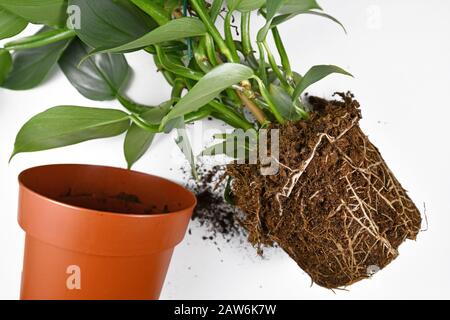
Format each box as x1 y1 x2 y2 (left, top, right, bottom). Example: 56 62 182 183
129 114 161 132
257 42 268 84
131 106 215 132
170 78 238 127
152 54 176 86
271 27 293 80
209 0 224 22
263 41 291 92
241 12 253 57
253 76 286 124
185 106 213 123
194 38 213 73
209 101 253 130
224 10 240 62
129 0 170 26
190 0 237 63
155 45 203 80
118 95 151 114
4 29 76 51
204 34 219 66
171 78 186 99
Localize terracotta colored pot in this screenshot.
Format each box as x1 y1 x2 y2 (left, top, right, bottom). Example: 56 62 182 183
18 164 196 300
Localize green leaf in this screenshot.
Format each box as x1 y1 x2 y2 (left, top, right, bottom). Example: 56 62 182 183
69 0 152 49
257 0 284 42
161 63 254 127
210 0 224 21
228 0 265 12
2 27 72 90
272 10 346 33
157 0 180 15
11 106 130 160
92 17 206 55
235 0 265 12
59 38 130 101
0 7 27 40
277 0 322 14
124 125 156 170
293 65 353 100
0 49 12 85
266 0 283 19
226 0 242 10
0 0 67 26
258 0 323 41
270 84 302 121
124 101 171 169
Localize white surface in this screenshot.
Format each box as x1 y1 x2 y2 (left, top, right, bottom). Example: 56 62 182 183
1 0 450 300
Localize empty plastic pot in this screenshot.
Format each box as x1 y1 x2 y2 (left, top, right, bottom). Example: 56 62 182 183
18 164 196 300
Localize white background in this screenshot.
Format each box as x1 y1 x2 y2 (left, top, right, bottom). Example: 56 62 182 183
1 0 450 299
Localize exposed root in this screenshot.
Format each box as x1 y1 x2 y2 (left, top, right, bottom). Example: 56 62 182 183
274 116 359 216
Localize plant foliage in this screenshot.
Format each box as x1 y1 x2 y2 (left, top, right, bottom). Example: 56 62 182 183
1 0 353 172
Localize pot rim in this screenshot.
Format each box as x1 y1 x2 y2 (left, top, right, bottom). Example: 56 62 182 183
18 163 197 220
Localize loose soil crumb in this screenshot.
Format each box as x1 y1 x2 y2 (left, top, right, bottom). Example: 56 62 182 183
228 92 422 289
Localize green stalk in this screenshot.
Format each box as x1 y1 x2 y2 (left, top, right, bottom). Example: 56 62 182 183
129 0 170 26
194 38 213 73
224 10 240 62
129 114 161 133
155 45 203 81
253 76 286 124
263 41 291 91
209 101 253 130
204 34 219 66
118 95 151 114
226 88 242 108
152 53 176 86
190 0 237 63
272 27 293 80
241 12 253 57
171 78 186 99
212 112 246 129
4 29 76 51
131 106 214 132
185 106 213 123
209 0 224 22
201 35 241 107
257 42 268 84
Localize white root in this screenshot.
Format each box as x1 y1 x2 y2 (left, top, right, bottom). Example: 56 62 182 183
274 116 359 216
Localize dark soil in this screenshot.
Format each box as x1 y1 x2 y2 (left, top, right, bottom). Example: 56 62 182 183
227 92 422 288
58 191 163 215
188 167 244 241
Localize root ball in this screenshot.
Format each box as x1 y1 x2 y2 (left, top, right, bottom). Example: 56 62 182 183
228 93 421 288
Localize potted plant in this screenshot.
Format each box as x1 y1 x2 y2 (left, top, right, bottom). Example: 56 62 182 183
1 0 421 295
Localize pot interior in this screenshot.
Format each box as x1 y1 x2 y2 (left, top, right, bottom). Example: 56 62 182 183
19 164 196 215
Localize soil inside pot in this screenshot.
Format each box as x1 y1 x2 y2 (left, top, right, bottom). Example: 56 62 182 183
58 191 167 215
227 92 422 288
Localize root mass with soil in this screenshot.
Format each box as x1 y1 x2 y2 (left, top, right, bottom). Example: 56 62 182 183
228 93 422 289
